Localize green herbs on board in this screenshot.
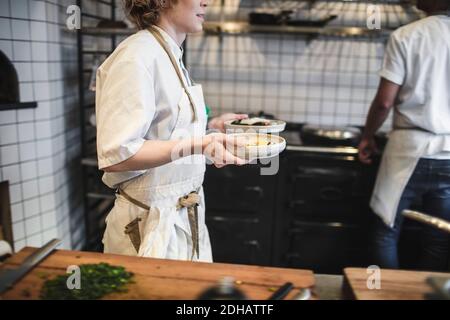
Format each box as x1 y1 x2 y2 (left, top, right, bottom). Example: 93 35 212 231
40 263 134 300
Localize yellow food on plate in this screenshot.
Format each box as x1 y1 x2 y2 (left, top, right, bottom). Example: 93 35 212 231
246 137 273 147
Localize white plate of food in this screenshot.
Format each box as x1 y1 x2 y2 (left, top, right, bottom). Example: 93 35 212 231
224 117 286 134
229 133 286 160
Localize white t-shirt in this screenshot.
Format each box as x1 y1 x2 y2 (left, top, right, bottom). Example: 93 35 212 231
380 15 450 159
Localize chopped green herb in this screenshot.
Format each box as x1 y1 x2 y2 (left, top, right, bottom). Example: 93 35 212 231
40 263 134 300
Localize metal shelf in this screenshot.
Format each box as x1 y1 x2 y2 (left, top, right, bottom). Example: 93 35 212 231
82 27 136 36
81 22 393 39
203 21 393 38
0 101 38 111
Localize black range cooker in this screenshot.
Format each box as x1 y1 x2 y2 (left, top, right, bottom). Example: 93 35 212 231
203 119 422 274
274 123 380 273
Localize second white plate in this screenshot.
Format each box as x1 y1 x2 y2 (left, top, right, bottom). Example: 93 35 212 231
224 119 286 134
229 133 286 160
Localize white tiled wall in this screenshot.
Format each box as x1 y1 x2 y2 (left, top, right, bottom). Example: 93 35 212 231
186 0 421 129
0 0 83 252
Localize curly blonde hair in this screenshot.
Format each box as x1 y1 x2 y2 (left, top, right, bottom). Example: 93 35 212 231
123 0 177 29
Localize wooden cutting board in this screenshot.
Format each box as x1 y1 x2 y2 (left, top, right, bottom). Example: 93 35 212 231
0 247 315 300
343 267 450 300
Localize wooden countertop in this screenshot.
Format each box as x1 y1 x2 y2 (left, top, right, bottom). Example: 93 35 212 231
0 247 315 300
343 267 450 300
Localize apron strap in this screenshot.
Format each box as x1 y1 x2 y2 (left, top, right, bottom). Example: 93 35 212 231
177 191 201 260
116 188 150 211
147 26 197 122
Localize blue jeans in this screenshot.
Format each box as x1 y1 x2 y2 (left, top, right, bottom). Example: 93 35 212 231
371 158 450 271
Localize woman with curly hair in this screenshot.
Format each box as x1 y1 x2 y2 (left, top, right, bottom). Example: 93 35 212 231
96 0 248 261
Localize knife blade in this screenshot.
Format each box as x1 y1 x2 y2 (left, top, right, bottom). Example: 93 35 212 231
0 238 61 294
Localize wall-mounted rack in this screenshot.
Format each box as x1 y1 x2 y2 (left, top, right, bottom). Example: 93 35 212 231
0 102 37 111
202 21 393 38
77 0 118 252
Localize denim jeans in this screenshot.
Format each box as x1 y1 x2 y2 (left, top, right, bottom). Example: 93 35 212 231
371 158 450 271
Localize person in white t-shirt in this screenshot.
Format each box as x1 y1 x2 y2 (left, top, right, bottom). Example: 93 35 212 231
359 0 450 271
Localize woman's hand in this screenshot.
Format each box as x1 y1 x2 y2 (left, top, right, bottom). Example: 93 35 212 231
358 136 379 164
208 113 249 133
202 133 248 168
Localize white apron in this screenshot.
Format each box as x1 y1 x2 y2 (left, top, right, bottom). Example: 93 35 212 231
102 27 212 262
371 130 450 227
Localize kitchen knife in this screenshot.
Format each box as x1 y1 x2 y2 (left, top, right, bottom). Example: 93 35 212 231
402 210 450 234
267 282 294 300
0 238 61 294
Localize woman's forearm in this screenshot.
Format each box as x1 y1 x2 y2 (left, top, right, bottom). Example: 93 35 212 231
103 137 206 172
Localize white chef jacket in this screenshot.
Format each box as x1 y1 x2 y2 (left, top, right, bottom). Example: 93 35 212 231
371 15 450 227
95 26 194 188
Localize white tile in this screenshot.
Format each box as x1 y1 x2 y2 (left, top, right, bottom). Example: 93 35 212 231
42 227 57 243
0 0 10 17
38 176 54 194
22 179 39 199
32 62 49 81
60 235 71 250
30 0 47 21
12 41 31 61
11 19 30 41
42 210 56 228
46 2 58 23
47 23 58 42
10 0 28 19
35 120 52 139
19 82 34 101
23 197 40 218
13 239 26 252
9 183 22 203
12 221 25 240
31 41 48 61
0 110 17 125
19 141 36 162
37 158 52 176
30 21 47 41
0 144 19 165
11 202 24 223
36 139 52 158
2 164 20 184
34 101 50 120
0 41 13 62
335 116 352 126
17 110 34 124
0 124 18 145
0 18 12 39
26 232 42 246
14 62 32 82
34 82 50 100
40 193 55 212
18 122 35 142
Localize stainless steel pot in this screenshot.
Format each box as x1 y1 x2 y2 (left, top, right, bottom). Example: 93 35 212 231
301 124 361 147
